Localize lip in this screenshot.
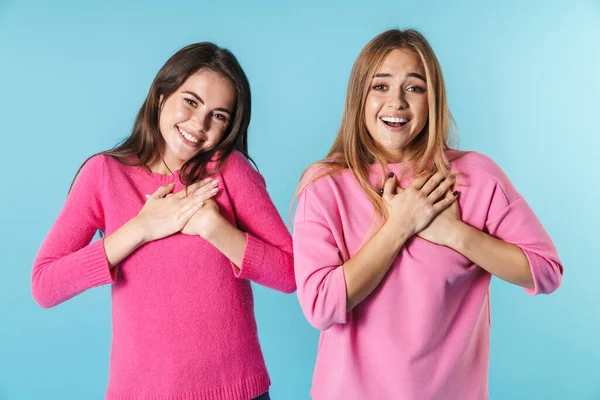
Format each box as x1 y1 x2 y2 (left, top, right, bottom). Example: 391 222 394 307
379 113 411 119
378 116 412 132
177 126 203 148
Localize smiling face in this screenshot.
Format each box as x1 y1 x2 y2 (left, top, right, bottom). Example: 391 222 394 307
158 69 235 170
364 48 429 162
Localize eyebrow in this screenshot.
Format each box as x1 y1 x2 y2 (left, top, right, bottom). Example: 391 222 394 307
373 72 427 82
182 90 232 114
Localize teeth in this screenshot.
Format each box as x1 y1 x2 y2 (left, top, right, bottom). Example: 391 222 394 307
381 116 409 123
179 128 199 143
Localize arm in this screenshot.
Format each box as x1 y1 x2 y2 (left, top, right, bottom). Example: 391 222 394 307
294 171 456 330
448 221 534 289
32 158 216 308
106 179 217 267
473 161 563 294
203 152 296 294
422 159 562 294
342 221 411 310
191 200 247 268
482 195 562 294
32 156 113 308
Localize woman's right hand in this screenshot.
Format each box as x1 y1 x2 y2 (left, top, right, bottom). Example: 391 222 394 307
133 178 219 243
382 172 457 237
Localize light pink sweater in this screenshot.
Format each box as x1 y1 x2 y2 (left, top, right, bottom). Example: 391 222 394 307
32 151 295 400
293 150 562 400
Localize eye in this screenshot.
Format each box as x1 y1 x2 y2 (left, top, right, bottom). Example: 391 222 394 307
212 113 228 122
185 98 197 107
372 83 388 91
406 86 426 93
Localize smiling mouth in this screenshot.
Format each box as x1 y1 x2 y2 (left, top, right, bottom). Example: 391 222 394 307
177 127 204 146
380 116 410 128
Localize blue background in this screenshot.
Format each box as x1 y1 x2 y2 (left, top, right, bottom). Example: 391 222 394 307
1 0 598 399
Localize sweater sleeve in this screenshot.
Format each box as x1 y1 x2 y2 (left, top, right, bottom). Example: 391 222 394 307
31 155 114 308
221 152 296 294
482 159 563 295
293 180 348 331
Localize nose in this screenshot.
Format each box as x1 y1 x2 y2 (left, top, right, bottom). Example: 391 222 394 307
389 87 408 110
190 110 210 133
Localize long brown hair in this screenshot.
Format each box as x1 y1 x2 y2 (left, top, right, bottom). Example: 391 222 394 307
71 42 253 190
296 29 459 219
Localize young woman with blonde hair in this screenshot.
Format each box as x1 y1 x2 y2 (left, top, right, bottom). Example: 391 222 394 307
293 29 562 399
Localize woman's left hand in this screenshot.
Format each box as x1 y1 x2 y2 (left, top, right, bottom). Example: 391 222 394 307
417 190 462 247
181 198 224 238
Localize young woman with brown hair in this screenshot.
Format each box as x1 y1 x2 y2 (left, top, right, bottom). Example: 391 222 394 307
32 42 293 400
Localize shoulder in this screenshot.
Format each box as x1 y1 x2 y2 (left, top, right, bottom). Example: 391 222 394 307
447 149 519 201
69 154 111 198
83 153 132 172
81 153 107 171
220 150 265 187
297 163 356 216
299 163 350 195
74 154 110 184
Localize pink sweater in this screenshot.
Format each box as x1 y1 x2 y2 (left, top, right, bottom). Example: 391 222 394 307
293 150 562 400
32 151 295 400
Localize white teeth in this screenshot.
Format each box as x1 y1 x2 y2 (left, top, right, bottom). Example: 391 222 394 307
179 128 199 143
381 116 409 123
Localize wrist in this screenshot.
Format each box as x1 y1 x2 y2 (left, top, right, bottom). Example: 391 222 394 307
446 220 472 251
128 216 150 245
381 219 413 249
199 214 227 240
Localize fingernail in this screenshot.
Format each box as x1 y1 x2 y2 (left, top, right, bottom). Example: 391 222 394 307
388 172 394 178
145 194 150 198
212 179 219 186
211 188 218 194
453 191 459 196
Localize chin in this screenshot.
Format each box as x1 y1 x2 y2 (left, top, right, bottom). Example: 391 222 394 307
382 139 410 152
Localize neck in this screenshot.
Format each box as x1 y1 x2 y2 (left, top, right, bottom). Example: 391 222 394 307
382 148 409 164
147 156 180 176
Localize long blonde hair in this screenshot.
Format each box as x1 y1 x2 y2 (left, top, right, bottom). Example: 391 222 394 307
296 28 458 219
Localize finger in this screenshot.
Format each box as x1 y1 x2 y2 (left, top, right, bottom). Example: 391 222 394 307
410 172 435 190
178 199 205 220
427 174 456 202
149 183 175 199
178 197 203 217
192 179 219 197
382 172 397 201
432 189 458 213
420 172 447 195
194 186 218 201
145 191 173 199
177 178 214 199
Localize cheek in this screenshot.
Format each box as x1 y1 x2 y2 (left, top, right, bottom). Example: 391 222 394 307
365 95 383 124
415 97 429 121
159 102 185 131
208 122 228 141
171 103 190 122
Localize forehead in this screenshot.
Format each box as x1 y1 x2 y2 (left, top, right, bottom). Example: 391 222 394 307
180 70 235 105
375 48 425 76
